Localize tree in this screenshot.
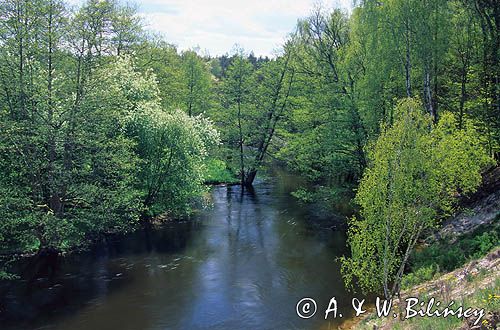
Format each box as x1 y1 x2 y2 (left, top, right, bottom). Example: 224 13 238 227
219 51 254 186
216 48 295 186
0 0 218 265
134 38 185 111
132 109 219 218
341 98 493 299
115 55 220 217
243 50 295 186
278 8 367 189
181 50 213 116
467 0 500 159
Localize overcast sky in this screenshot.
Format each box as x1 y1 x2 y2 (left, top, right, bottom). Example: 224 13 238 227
68 0 352 57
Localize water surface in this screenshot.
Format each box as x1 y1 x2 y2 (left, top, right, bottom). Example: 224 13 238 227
1 172 357 330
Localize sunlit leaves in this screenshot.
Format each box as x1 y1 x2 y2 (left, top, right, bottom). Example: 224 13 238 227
341 98 494 297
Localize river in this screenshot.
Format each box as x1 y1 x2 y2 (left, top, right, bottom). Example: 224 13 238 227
0 171 359 330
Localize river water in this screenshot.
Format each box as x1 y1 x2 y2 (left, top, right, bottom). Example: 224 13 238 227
1 171 359 330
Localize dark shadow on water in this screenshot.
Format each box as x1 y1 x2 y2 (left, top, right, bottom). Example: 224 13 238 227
0 170 359 330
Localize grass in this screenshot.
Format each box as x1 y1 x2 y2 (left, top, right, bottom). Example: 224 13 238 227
353 213 500 330
395 277 500 330
356 266 500 330
392 314 463 330
401 217 500 290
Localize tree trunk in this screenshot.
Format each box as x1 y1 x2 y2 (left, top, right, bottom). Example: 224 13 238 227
405 20 412 98
244 169 257 187
237 99 245 186
47 1 62 216
424 67 436 120
459 63 468 129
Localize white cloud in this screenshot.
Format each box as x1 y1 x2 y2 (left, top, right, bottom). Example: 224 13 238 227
137 0 352 56
68 0 353 57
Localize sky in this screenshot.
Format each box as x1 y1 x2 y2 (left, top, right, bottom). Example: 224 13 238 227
68 0 353 57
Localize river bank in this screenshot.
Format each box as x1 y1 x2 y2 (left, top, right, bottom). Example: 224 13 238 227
0 173 356 330
352 248 499 330
0 159 239 281
436 167 500 241
343 166 500 330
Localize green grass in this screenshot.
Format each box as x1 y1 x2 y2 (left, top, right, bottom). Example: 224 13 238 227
204 158 239 185
358 276 500 330
402 218 500 290
392 315 463 330
397 278 500 330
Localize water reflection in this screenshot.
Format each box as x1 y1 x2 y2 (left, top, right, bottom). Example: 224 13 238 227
0 172 356 330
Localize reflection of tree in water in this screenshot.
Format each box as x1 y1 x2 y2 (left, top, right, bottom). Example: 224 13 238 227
1 179 357 330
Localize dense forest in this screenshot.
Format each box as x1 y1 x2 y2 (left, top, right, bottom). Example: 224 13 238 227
0 0 498 302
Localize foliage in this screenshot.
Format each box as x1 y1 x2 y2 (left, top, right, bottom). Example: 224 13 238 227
404 221 500 288
401 264 438 290
341 98 494 298
91 57 220 218
277 8 367 188
181 50 213 116
0 0 145 254
204 159 239 185
290 188 314 203
131 107 220 218
216 50 295 186
0 0 219 269
278 0 499 202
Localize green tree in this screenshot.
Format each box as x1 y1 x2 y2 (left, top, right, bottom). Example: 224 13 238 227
181 50 213 116
0 0 219 267
341 98 493 299
219 51 254 185
243 50 295 185
216 49 295 186
134 38 185 111
278 8 367 190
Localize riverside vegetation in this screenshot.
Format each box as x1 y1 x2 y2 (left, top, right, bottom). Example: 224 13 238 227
0 0 498 316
